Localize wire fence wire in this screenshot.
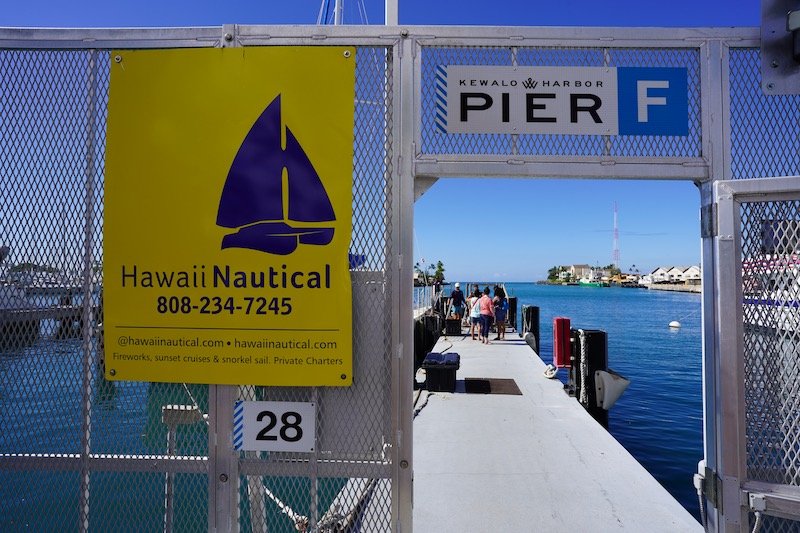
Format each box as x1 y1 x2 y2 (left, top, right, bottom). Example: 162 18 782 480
3 28 800 533
741 200 800 532
0 44 395 533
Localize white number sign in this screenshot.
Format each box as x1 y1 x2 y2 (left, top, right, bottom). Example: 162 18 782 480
234 401 316 452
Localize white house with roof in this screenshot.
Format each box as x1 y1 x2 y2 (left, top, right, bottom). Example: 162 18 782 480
667 266 688 282
682 265 701 284
650 267 670 283
646 265 701 284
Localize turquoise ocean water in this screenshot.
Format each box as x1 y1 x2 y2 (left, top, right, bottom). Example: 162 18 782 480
455 281 703 520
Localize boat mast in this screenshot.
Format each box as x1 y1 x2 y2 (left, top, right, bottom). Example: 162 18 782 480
334 0 343 25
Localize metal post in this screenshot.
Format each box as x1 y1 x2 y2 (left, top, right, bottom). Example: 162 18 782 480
78 49 99 533
394 33 415 532
699 37 729 533
714 180 748 532
309 387 320 530
211 385 239 532
165 424 176 533
385 0 398 25
239 386 266 533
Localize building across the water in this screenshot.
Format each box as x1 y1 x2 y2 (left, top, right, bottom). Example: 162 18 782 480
643 265 701 285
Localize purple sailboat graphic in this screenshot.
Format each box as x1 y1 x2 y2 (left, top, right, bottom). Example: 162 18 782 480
217 95 335 255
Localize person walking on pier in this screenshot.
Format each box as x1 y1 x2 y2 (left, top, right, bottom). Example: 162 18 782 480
478 286 495 344
493 286 508 340
450 282 465 320
467 288 482 340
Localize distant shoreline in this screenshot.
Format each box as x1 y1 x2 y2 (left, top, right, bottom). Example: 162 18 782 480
535 280 701 293
646 283 701 294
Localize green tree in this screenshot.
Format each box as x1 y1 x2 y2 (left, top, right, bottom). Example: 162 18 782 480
433 260 445 283
548 265 568 281
602 264 622 277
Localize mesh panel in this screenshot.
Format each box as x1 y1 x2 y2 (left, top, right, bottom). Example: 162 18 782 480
741 199 800 528
1 50 102 456
1 44 395 531
419 46 701 157
729 49 800 180
236 46 395 530
88 472 207 531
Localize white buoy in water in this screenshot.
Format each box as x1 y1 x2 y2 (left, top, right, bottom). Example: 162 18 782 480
669 320 681 328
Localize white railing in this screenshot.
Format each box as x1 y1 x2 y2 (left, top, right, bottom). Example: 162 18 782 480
412 285 436 318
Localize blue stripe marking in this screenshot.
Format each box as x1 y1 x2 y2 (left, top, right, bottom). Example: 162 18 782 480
233 401 244 451
434 65 448 134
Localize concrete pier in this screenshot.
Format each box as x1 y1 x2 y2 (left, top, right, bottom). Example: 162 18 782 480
413 331 702 532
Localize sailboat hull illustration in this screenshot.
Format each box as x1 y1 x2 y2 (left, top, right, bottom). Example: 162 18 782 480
217 95 336 255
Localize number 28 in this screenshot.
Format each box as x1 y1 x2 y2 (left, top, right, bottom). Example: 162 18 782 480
256 410 303 442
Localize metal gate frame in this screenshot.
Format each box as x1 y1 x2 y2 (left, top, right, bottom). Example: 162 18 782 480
2 23 799 532
714 177 800 531
0 25 414 532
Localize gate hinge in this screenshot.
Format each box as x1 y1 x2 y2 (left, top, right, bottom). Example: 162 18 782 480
702 466 724 512
701 203 717 239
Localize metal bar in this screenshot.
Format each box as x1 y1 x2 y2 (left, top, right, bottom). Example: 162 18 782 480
165 425 177 533
713 179 747 532
213 385 238 532
0 25 760 50
414 159 710 180
699 180 721 532
236 24 759 44
207 385 218 529
78 49 98 533
709 176 800 197
602 47 612 158
745 481 800 521
309 387 320 530
699 36 725 532
0 27 223 49
238 459 392 478
238 386 266 533
0 453 208 472
394 34 415 533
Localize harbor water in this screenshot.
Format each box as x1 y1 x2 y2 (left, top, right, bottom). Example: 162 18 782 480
452 281 703 520
2 284 702 526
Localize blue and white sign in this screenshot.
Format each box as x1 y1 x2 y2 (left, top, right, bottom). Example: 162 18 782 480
234 400 316 452
439 65 688 136
616 67 688 136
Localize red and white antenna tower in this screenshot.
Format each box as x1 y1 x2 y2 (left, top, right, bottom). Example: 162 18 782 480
612 202 620 269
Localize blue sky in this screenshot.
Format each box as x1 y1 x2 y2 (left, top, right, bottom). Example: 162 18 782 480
3 0 760 281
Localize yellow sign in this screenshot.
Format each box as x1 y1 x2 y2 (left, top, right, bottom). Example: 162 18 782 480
103 47 354 386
